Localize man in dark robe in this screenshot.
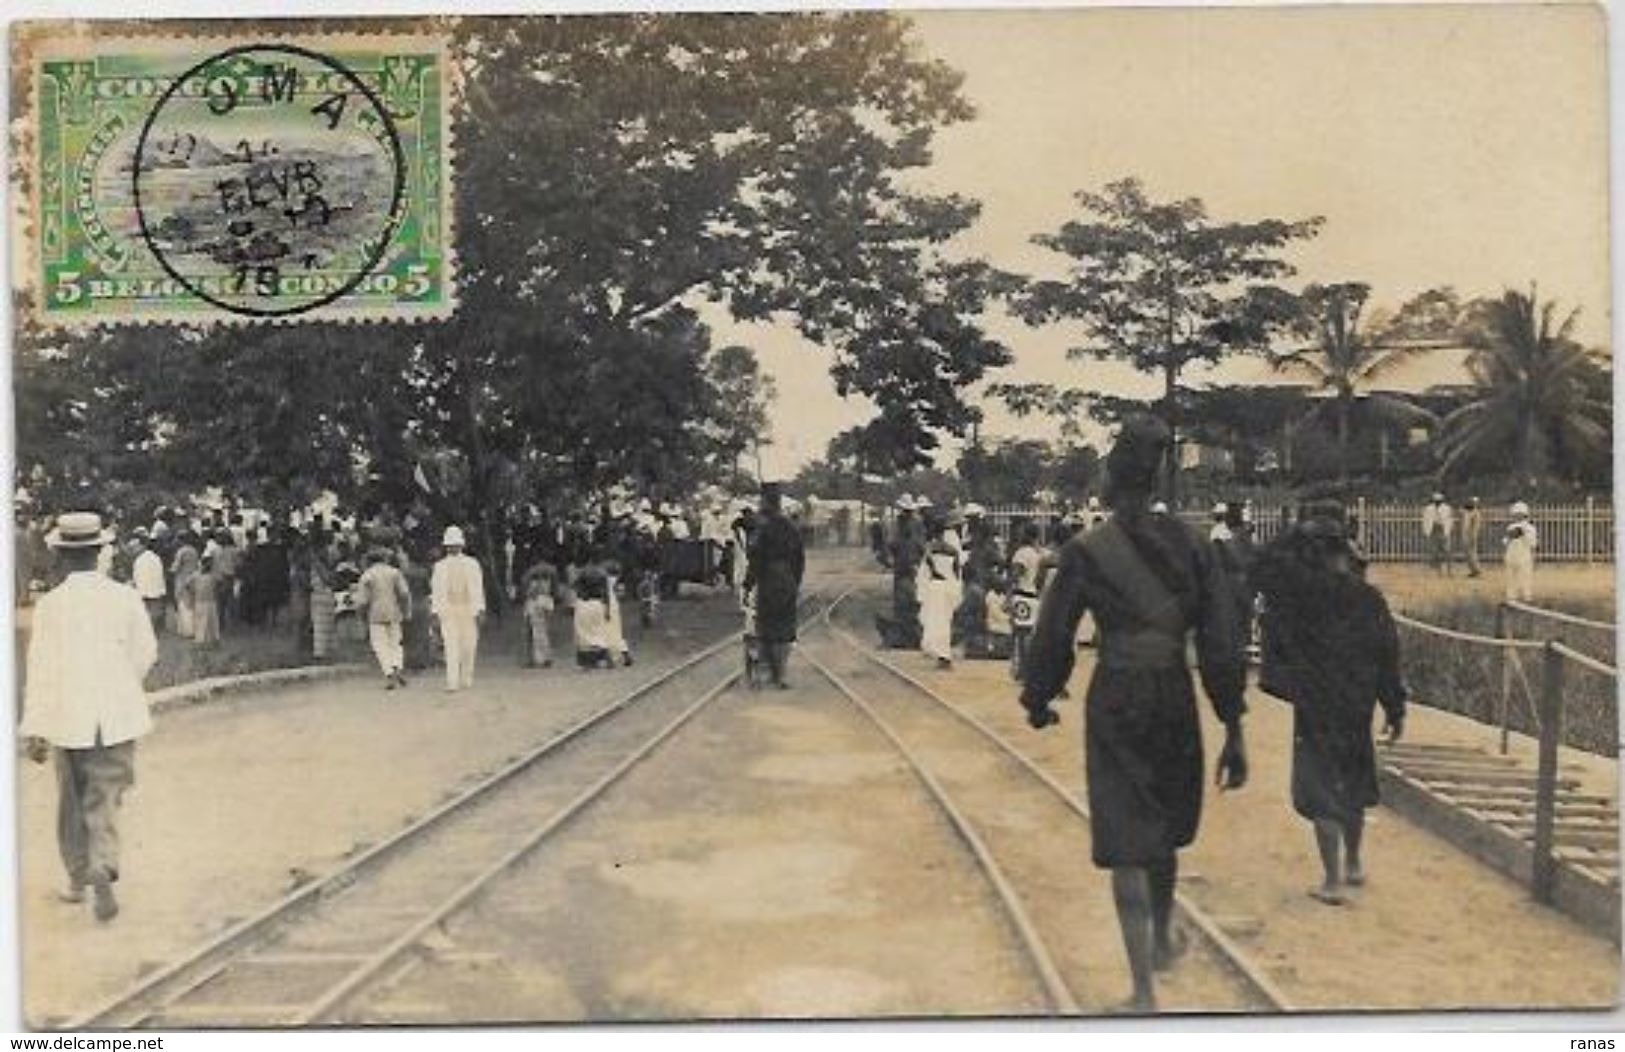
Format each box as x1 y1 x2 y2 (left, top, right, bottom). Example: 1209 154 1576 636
878 498 925 648
1020 416 1248 1014
1253 501 1406 904
744 483 805 689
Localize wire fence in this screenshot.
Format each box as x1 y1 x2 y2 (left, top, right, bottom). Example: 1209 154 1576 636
1394 601 1618 757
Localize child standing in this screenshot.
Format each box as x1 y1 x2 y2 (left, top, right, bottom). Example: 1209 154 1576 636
740 584 763 688
981 574 1015 660
1007 523 1043 682
524 573 556 669
573 571 614 670
186 555 222 648
602 560 635 668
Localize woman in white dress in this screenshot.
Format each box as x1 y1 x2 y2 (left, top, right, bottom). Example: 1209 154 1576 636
917 520 963 668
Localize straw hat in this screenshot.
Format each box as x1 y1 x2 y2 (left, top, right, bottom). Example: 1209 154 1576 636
46 512 114 549
442 525 466 547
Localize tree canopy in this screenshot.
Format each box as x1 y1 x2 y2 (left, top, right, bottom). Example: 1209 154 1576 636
15 12 1010 525
1008 177 1321 495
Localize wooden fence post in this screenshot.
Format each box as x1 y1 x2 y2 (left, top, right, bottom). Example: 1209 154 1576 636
1532 642 1565 904
1496 603 1511 755
1586 496 1596 565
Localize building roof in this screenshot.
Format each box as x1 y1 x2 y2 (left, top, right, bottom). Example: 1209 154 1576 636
1191 341 1480 398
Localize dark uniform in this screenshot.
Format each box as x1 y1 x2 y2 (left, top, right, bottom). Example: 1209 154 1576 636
1021 509 1247 867
1253 536 1406 825
745 502 805 686
881 510 925 648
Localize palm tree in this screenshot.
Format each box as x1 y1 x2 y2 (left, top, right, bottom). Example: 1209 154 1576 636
1270 282 1436 482
1436 287 1611 485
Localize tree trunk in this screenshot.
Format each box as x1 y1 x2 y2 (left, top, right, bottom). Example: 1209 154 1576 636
1337 393 1352 484
1162 362 1180 505
462 370 505 616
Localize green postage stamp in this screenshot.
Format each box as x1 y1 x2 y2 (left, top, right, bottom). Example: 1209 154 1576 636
16 28 456 324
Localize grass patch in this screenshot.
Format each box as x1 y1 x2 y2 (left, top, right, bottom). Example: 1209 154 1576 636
1393 585 1617 757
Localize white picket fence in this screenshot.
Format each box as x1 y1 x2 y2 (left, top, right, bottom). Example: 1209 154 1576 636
980 499 1615 563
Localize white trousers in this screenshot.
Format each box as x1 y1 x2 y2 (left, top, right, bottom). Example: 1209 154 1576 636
920 579 955 660
368 621 404 676
1505 555 1536 603
441 614 480 689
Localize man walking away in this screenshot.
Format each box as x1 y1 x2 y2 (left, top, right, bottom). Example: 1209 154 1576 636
355 548 412 689
1422 493 1453 575
1019 417 1248 1013
1461 497 1484 577
130 530 167 632
745 483 806 689
1254 501 1406 905
431 526 486 692
22 513 158 922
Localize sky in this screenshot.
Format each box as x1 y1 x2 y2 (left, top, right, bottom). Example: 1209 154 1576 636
716 4 1612 478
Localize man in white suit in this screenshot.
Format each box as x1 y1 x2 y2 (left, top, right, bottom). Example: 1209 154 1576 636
431 525 486 692
22 512 158 922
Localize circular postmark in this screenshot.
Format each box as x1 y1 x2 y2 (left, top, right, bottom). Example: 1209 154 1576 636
133 43 406 318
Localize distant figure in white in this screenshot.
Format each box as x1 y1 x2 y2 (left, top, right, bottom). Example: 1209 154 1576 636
1422 492 1454 576
1503 502 1538 603
917 515 963 669
431 525 486 692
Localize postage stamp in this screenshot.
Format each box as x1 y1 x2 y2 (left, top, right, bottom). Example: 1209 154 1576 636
15 28 455 325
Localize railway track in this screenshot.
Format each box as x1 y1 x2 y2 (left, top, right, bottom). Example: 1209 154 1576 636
71 595 830 1030
808 596 1293 1015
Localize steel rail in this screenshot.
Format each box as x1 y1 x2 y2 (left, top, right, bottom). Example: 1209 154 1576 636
820 595 1295 1014
69 598 808 1030
799 646 1081 1015
300 591 839 1024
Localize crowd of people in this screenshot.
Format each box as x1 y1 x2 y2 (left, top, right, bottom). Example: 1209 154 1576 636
18 482 814 925
1420 491 1540 599
11 457 1548 966
14 485 804 683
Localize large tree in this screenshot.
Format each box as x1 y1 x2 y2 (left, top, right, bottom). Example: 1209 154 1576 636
1436 286 1611 487
453 14 1009 472
702 344 778 487
15 13 1006 531
1013 177 1320 497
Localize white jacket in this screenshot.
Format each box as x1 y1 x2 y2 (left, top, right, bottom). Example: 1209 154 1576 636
1422 502 1453 536
22 572 157 748
430 554 486 620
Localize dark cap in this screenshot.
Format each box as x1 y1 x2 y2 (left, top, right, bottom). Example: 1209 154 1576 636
1104 415 1171 498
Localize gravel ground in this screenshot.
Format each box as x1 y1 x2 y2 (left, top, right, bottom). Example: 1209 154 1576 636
831 592 1620 1014
18 585 743 1027
20 557 1617 1025
366 664 1048 1022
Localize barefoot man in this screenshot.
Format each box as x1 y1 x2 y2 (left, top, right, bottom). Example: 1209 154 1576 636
1018 416 1249 1013
22 512 158 922
1253 500 1407 904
